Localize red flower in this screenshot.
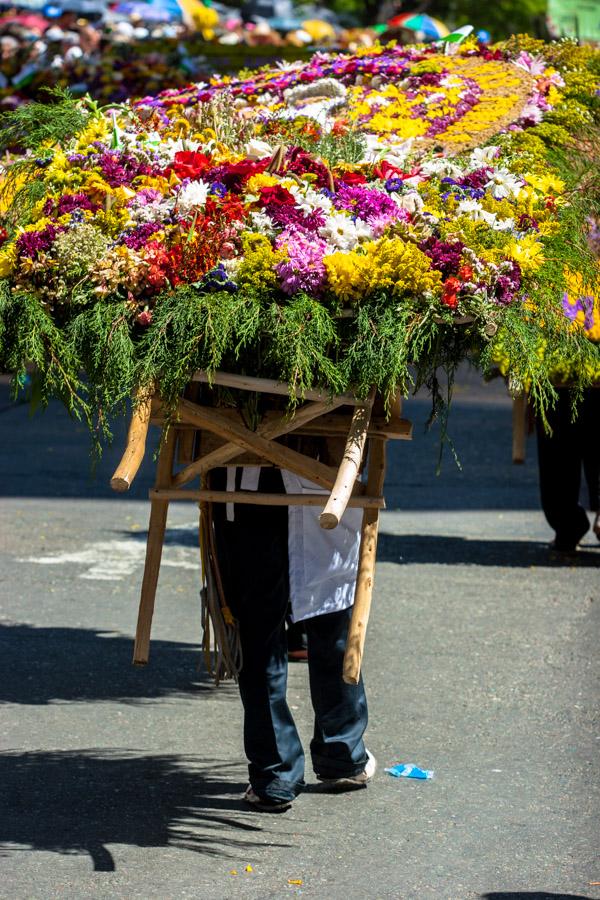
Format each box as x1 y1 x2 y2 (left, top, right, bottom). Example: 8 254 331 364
0 226 8 246
259 185 296 207
136 309 153 327
172 151 212 180
214 159 269 192
374 160 420 181
441 276 461 309
457 265 474 282
339 171 368 186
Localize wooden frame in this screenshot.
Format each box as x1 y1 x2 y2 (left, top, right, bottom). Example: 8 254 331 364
111 371 412 684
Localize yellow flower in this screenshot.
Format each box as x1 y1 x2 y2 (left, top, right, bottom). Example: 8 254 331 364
506 234 545 273
83 172 113 203
524 173 565 196
245 173 279 195
75 117 110 152
0 245 17 276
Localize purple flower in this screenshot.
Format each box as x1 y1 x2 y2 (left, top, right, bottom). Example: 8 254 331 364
419 236 464 278
334 185 401 224
17 224 62 258
492 261 522 305
44 193 97 217
562 292 595 330
458 167 493 190
270 206 326 235
120 222 162 250
209 181 228 198
98 152 149 188
129 188 162 207
276 237 328 296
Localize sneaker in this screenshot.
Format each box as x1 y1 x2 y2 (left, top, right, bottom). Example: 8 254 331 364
243 786 293 812
316 750 377 792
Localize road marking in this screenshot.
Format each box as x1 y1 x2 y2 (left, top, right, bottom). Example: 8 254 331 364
19 525 200 581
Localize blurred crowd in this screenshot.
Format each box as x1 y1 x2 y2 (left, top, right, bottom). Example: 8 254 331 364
0 0 423 105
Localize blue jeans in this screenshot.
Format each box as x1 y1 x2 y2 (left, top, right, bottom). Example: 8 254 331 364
211 467 369 803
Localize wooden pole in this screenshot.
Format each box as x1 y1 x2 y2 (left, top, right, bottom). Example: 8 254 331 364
110 395 152 491
512 394 527 464
132 429 176 665
191 369 362 405
319 391 374 530
343 437 387 686
149 488 385 508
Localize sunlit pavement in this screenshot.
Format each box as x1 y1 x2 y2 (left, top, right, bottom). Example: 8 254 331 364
0 371 598 900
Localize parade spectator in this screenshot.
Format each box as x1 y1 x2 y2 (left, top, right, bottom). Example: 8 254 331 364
536 388 600 552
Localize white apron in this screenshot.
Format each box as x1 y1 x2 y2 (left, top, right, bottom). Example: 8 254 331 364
226 467 362 623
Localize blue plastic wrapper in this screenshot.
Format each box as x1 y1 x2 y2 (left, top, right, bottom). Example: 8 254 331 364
385 763 434 780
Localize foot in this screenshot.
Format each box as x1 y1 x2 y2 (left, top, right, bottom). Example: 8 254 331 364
550 520 590 554
593 513 600 542
243 786 293 812
288 648 308 662
316 750 377 792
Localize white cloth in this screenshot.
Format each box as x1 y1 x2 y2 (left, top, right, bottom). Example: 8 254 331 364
281 471 362 623
224 466 362 622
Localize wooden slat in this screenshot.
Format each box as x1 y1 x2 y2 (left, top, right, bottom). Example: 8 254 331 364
176 398 339 491
172 398 345 488
150 488 385 508
191 369 362 405
151 410 413 441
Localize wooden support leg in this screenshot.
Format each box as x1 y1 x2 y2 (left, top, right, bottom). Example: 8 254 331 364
133 428 176 665
343 438 386 686
512 394 528 465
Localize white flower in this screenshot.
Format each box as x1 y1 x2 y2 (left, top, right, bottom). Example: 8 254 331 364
469 145 500 168
519 102 544 124
354 219 375 242
319 213 362 251
457 199 485 219
177 180 210 214
249 210 276 237
221 257 241 280
246 138 274 160
128 197 175 224
486 167 522 199
492 217 515 232
391 190 424 215
420 157 463 180
288 183 333 215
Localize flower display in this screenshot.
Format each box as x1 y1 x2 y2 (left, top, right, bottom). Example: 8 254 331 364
0 36 599 438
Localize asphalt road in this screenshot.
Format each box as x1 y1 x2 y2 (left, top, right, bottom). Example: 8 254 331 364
0 370 598 900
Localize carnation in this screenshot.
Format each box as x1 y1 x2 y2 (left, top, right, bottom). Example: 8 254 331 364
177 180 210 214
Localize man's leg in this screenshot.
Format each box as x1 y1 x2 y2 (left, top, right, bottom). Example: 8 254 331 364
305 607 368 779
211 468 304 802
580 389 600 514
536 388 590 548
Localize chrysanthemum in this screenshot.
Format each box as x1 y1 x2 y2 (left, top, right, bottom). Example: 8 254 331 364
176 180 210 214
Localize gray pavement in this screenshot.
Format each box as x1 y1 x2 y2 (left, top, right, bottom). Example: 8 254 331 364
0 371 598 900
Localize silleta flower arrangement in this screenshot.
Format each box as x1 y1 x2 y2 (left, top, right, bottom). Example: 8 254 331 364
0 36 598 439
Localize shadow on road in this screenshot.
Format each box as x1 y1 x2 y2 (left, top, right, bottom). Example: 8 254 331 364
377 533 600 568
482 893 596 899
0 624 235 705
0 750 286 871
